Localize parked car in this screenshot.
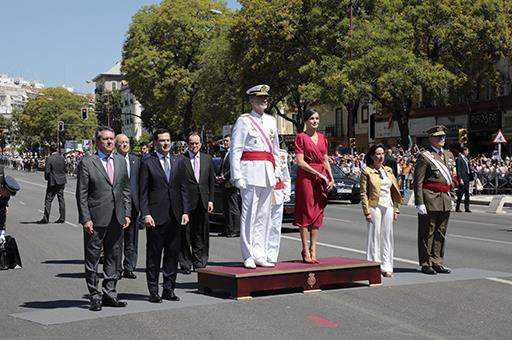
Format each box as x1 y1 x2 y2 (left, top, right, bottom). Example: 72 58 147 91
290 163 361 204
208 157 295 226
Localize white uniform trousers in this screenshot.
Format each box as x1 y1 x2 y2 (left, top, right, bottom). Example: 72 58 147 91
267 189 284 262
366 205 394 273
239 185 273 262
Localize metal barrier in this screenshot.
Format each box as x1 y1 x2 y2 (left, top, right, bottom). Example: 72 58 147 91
475 173 512 194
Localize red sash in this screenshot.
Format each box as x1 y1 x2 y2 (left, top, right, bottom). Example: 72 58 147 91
241 151 275 169
423 182 451 193
246 115 273 152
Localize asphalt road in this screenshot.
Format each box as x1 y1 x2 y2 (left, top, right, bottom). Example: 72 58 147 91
1 169 511 339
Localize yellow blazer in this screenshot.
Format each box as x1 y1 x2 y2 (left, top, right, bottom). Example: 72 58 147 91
359 165 402 217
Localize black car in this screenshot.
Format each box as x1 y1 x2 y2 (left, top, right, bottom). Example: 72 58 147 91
208 157 295 226
290 163 361 204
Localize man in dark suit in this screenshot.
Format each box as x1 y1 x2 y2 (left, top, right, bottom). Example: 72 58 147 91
38 145 66 224
179 132 215 274
76 126 131 311
115 134 141 279
217 135 241 238
456 147 473 213
414 125 456 275
140 128 190 303
384 148 398 179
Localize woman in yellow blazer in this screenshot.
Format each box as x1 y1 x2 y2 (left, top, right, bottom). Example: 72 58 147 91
360 144 402 277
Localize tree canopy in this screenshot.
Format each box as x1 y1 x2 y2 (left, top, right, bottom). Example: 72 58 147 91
122 0 231 137
16 88 97 149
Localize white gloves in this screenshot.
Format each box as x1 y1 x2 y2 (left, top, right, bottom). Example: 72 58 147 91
0 230 5 246
233 178 247 190
416 204 427 215
283 195 291 203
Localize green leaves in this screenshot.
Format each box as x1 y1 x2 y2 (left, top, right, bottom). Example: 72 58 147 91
16 88 97 148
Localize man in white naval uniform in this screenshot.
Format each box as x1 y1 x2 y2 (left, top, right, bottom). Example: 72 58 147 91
230 84 281 269
267 148 291 263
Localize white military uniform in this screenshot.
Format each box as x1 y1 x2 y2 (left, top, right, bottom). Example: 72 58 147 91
267 149 291 263
230 110 281 264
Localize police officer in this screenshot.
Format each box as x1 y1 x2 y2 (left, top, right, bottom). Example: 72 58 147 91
0 172 22 269
230 84 281 268
413 125 455 275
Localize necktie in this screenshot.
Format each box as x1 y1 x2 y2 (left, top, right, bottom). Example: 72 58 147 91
164 156 170 181
194 156 200 182
105 156 114 183
125 157 130 179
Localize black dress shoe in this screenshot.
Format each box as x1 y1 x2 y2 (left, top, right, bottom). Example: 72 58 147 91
122 270 137 279
101 297 127 307
89 299 102 311
37 218 48 224
180 268 191 275
148 293 162 303
433 265 451 274
421 266 437 275
465 210 472 213
162 290 180 301
217 231 230 237
54 219 65 223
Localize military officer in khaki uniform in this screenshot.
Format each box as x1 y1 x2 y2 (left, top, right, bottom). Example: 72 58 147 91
413 125 455 275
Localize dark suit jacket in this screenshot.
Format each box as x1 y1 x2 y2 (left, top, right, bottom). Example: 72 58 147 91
456 154 472 183
220 150 234 189
184 152 215 211
384 154 398 179
76 153 131 226
139 153 190 225
126 154 141 214
45 153 67 186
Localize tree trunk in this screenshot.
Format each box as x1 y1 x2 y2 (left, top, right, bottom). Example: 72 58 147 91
344 98 360 142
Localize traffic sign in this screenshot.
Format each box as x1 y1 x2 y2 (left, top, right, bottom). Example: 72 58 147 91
492 129 508 144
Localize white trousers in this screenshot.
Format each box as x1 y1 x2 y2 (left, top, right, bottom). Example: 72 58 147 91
239 185 272 262
267 190 284 262
366 205 394 273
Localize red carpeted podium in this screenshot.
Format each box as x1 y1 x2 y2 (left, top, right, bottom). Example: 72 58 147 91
196 257 381 300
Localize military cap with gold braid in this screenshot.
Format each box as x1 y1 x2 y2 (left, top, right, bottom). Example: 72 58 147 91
246 84 270 97
427 125 447 137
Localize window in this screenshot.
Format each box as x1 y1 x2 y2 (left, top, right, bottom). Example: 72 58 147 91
112 82 117 91
362 106 369 123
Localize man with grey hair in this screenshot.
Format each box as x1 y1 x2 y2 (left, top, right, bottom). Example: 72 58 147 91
115 134 141 279
76 126 131 311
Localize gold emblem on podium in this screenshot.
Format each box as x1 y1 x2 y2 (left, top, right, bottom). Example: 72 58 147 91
307 273 316 288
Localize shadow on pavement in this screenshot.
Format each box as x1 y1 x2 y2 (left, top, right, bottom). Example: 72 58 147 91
394 267 421 273
42 259 84 265
20 299 88 309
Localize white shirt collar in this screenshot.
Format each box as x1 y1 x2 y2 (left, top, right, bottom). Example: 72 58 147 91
431 145 443 154
188 151 199 159
156 151 169 160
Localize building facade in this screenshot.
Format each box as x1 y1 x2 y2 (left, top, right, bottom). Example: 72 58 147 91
0 74 44 119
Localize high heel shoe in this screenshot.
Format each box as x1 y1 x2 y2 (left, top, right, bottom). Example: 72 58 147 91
301 250 315 264
309 248 320 264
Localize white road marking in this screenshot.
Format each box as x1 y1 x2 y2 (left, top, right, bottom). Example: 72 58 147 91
65 221 78 228
450 234 512 246
281 235 418 265
324 217 353 223
19 201 26 205
486 277 512 286
15 178 75 195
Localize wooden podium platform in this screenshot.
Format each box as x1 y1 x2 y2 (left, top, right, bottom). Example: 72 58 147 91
196 257 382 300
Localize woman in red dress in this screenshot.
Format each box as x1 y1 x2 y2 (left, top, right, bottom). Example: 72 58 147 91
293 108 334 263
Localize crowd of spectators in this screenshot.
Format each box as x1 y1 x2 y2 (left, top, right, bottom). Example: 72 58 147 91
1 139 511 193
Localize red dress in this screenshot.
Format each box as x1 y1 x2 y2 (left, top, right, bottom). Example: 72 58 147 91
293 132 329 228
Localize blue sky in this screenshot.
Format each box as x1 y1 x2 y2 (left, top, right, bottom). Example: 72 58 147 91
0 0 240 94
